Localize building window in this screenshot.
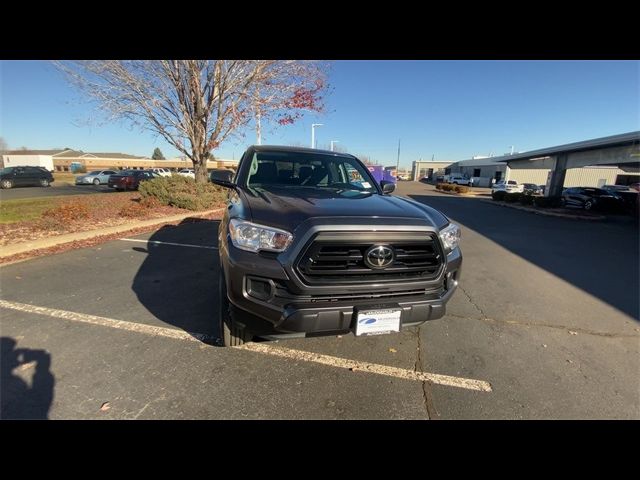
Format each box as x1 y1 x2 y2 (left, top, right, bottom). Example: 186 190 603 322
444 168 451 175
473 168 481 177
63 166 69 172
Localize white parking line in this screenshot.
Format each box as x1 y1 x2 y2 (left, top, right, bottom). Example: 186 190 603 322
0 299 214 343
237 343 492 392
1 299 492 392
119 238 218 249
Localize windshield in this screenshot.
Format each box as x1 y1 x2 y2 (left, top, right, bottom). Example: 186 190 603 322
244 151 378 192
88 171 102 175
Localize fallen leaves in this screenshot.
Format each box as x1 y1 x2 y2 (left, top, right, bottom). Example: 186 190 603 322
100 402 111 412
388 348 397 353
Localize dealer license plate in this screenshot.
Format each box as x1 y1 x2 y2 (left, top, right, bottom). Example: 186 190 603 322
355 309 401 336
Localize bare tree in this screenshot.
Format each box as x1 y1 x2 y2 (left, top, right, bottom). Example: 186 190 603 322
54 61 328 183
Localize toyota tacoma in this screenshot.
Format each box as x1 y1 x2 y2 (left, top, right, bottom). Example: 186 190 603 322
212 146 462 346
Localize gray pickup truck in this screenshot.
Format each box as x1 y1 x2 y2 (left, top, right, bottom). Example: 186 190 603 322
212 145 462 346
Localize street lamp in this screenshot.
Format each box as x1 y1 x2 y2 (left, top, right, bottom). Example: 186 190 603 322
311 123 323 149
330 140 339 151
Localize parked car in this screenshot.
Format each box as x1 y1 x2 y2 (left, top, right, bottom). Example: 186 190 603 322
108 170 157 191
211 145 462 346
209 169 234 183
75 170 118 186
177 169 195 179
150 167 172 177
0 166 54 189
447 175 471 186
522 183 543 195
602 184 631 193
560 187 624 211
491 180 523 194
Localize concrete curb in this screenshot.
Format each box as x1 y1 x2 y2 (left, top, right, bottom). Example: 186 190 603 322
1 208 225 259
482 200 606 221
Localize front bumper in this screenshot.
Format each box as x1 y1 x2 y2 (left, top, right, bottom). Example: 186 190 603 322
221 237 462 337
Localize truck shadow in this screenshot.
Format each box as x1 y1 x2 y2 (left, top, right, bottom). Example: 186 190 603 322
409 193 640 322
131 218 223 344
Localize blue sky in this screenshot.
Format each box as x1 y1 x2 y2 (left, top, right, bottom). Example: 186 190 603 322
1 60 638 168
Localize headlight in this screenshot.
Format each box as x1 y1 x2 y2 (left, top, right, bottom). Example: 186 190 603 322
229 219 293 253
439 223 461 253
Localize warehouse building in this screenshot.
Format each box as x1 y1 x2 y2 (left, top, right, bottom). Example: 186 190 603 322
412 132 639 190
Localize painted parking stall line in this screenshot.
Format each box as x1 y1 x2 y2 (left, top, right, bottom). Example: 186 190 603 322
119 238 218 249
0 299 215 343
236 343 493 392
1 299 492 393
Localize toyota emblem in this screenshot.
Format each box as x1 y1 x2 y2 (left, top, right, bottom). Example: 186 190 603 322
364 245 395 269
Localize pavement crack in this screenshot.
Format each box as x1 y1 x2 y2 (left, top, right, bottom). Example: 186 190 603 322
414 326 438 419
444 311 638 339
459 285 488 319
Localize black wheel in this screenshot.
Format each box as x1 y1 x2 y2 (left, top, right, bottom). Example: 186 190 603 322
40 178 50 187
219 270 251 346
584 200 593 211
1 179 12 189
93 178 101 186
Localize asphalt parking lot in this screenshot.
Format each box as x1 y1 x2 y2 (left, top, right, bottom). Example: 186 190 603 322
1 182 638 419
0 184 115 201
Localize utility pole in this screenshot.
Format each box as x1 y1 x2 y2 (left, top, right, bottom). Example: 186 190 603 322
395 139 401 179
330 140 339 151
311 123 323 149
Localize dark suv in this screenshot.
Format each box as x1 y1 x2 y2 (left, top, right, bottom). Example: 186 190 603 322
0 166 54 189
212 146 462 346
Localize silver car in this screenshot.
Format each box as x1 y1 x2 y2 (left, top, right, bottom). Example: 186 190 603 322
75 170 118 186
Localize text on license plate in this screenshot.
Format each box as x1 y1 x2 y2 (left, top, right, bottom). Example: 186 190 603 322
355 309 401 336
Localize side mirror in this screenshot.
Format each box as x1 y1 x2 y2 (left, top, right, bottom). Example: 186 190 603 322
211 178 237 190
380 180 395 194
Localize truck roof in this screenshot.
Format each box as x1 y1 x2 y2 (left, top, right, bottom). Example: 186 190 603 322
250 145 355 159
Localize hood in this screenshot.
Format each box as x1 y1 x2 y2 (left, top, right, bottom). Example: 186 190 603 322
240 186 449 232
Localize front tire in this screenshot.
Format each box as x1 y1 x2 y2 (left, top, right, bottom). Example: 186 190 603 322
40 178 50 187
584 200 593 211
219 270 252 346
93 178 101 186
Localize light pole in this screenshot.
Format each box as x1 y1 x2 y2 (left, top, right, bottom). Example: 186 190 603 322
330 140 339 151
311 123 323 149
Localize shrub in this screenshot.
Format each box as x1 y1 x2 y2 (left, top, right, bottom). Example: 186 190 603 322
533 196 562 208
139 175 226 211
435 183 443 190
439 184 456 192
504 193 523 203
492 190 507 201
519 195 535 206
454 186 470 194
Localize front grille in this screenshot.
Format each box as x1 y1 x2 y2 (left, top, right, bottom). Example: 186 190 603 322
295 233 443 285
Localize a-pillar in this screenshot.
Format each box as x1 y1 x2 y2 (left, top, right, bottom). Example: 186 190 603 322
546 154 568 197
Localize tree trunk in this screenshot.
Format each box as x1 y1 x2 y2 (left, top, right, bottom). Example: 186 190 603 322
192 154 209 184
